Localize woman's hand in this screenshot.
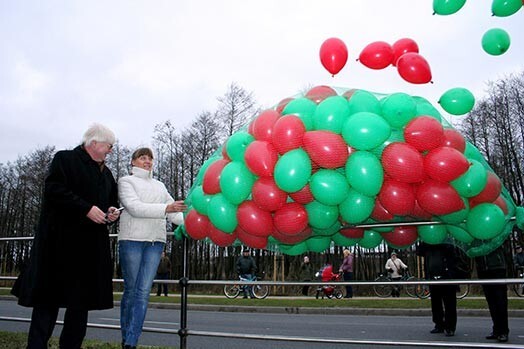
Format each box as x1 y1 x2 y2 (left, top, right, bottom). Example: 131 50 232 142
166 200 187 213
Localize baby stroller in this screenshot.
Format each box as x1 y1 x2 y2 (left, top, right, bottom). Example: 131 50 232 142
315 264 343 299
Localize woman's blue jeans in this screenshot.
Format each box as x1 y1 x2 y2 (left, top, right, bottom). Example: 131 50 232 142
119 240 164 346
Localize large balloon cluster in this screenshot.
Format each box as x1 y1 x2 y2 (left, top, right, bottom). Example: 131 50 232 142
181 85 519 257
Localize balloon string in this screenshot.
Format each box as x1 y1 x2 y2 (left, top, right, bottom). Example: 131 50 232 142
342 216 516 229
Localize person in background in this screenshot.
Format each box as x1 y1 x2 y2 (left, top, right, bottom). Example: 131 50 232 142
385 251 407 297
236 248 257 298
11 123 121 349
514 245 524 273
476 246 509 343
156 251 172 297
118 147 186 349
418 243 458 337
339 249 354 298
299 256 313 296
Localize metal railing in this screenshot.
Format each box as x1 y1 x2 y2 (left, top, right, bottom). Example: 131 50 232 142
1 234 524 349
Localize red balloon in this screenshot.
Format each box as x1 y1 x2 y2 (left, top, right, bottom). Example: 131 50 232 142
469 172 502 207
371 199 395 221
416 179 465 215
382 226 418 247
378 179 416 216
305 85 338 104
236 226 268 249
382 142 425 183
289 183 314 204
319 37 348 76
342 88 357 100
276 97 294 114
424 146 469 182
208 225 237 247
185 209 210 240
273 202 309 235
442 129 466 153
244 140 278 177
237 200 274 237
493 195 508 215
221 146 230 161
202 158 229 194
391 38 419 66
396 52 432 84
271 115 306 155
411 200 433 220
251 110 280 141
252 177 287 212
303 130 349 168
272 227 312 244
339 227 365 238
358 41 394 70
404 116 444 152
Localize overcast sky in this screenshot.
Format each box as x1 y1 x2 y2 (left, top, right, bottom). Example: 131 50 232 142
0 0 522 163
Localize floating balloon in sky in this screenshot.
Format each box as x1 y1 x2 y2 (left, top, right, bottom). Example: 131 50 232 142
492 0 522 17
358 41 394 70
433 0 467 15
181 86 521 257
482 28 511 55
319 38 348 76
438 87 476 115
391 38 419 66
396 53 432 84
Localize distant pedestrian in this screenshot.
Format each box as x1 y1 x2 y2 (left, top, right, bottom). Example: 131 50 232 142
385 251 407 297
156 251 172 297
339 249 354 298
236 248 257 298
299 256 313 296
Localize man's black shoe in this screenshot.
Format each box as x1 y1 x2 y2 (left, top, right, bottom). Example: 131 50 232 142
486 333 497 340
445 330 455 337
498 334 508 342
430 328 443 334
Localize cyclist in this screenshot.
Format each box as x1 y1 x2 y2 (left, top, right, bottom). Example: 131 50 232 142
385 251 407 297
236 248 257 298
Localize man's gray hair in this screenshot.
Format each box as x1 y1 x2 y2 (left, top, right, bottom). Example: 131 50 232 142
82 123 116 146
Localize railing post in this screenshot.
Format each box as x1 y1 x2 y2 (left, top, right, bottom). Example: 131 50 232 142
178 235 189 349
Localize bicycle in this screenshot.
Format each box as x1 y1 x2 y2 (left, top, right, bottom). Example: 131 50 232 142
223 273 269 299
415 277 470 300
373 270 418 298
513 267 524 297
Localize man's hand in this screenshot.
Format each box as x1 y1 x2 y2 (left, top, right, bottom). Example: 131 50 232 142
105 206 121 223
87 206 107 224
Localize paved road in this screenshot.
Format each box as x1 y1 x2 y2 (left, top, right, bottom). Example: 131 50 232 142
2 299 524 348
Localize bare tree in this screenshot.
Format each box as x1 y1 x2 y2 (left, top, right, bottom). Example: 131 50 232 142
216 82 259 137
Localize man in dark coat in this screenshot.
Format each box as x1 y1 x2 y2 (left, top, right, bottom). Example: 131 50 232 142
11 123 121 349
236 248 257 298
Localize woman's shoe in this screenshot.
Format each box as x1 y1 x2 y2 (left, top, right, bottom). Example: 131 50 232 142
497 334 508 342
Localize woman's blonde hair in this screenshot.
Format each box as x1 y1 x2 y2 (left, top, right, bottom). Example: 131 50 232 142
343 249 350 256
131 147 154 161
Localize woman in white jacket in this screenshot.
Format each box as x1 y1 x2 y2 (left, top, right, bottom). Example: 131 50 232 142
118 147 186 349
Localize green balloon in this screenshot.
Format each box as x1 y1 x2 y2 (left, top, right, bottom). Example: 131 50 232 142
492 0 522 17
219 161 256 205
482 28 511 56
447 224 474 244
207 194 238 233
332 232 360 247
358 230 383 249
312 96 350 133
433 0 467 15
310 169 350 206
439 198 469 224
282 97 317 131
466 203 505 240
305 200 339 229
312 221 341 236
345 151 384 196
274 148 312 193
413 96 443 122
278 241 308 256
450 160 487 197
342 112 391 150
226 132 254 162
464 142 486 163
347 89 382 115
190 185 211 215
417 224 447 244
339 188 375 224
381 93 417 129
306 236 332 252
438 87 475 115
